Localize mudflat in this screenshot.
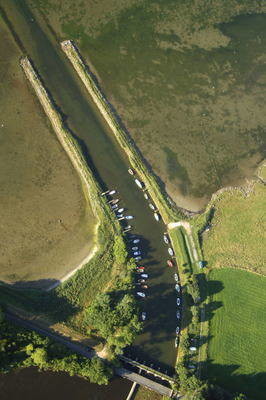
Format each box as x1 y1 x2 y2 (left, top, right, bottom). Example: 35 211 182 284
0 16 95 288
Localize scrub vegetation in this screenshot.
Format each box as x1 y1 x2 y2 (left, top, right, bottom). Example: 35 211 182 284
0 14 95 288
29 0 266 211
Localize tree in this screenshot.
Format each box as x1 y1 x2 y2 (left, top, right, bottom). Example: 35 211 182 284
31 347 47 367
233 394 247 400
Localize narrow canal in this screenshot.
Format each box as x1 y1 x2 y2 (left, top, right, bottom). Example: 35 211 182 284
3 0 178 372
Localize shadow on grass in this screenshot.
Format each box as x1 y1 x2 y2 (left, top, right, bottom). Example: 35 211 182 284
200 359 266 400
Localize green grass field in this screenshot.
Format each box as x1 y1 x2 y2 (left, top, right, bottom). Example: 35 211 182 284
206 268 266 399
201 178 266 275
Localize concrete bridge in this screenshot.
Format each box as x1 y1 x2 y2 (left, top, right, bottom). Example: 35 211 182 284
5 312 181 399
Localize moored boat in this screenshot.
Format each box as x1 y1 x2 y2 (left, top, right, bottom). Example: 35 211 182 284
149 203 156 210
117 208 124 213
109 189 116 195
163 233 169 244
144 193 149 200
128 168 136 175
154 212 161 221
168 247 174 256
134 178 145 189
167 260 174 267
125 215 133 220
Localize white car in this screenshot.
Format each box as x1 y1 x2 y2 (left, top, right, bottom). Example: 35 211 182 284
140 274 148 278
137 292 145 298
177 298 181 306
141 312 146 321
174 273 179 282
175 284 180 292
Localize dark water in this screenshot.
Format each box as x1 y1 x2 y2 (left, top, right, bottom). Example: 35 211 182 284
0 368 131 400
1 0 178 371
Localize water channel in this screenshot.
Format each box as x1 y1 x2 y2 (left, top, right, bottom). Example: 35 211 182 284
1 0 178 392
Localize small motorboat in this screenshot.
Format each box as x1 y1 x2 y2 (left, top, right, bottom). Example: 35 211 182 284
134 256 142 261
136 292 145 298
125 215 133 220
175 284 180 292
101 190 109 196
174 273 179 282
133 251 141 256
117 214 124 218
138 279 146 283
132 239 140 244
128 168 136 175
141 285 148 289
141 312 146 321
167 260 174 268
175 337 178 348
176 310 181 319
176 326 180 334
140 273 148 278
109 189 116 195
163 233 169 244
137 269 144 273
154 212 161 221
135 178 145 189
144 193 149 200
149 203 156 211
168 247 174 256
111 204 118 210
117 208 124 213
132 247 139 251
108 198 119 204
124 226 132 233
177 298 181 306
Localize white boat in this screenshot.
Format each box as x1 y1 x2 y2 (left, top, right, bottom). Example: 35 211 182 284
133 251 141 256
134 256 142 261
141 312 146 321
118 216 125 220
168 247 174 256
109 190 116 195
108 198 119 204
128 168 136 175
137 292 145 298
163 234 169 244
175 284 180 292
144 193 149 200
154 212 161 221
117 214 123 218
176 311 180 319
132 239 140 244
125 215 133 220
149 203 156 210
132 247 139 251
135 178 145 189
177 298 181 306
140 274 148 278
174 273 179 282
101 190 109 196
176 326 180 334
111 204 118 209
117 208 124 213
175 337 178 348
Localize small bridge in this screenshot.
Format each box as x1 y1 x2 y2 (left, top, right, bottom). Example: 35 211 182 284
6 312 181 399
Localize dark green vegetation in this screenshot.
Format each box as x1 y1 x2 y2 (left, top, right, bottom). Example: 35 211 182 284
29 0 266 210
0 12 95 288
206 269 266 400
0 311 113 385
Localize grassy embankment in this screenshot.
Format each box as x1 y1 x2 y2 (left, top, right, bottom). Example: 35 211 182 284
0 57 138 355
191 166 266 398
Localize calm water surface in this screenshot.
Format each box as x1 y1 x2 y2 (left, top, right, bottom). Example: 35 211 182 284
0 368 131 400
